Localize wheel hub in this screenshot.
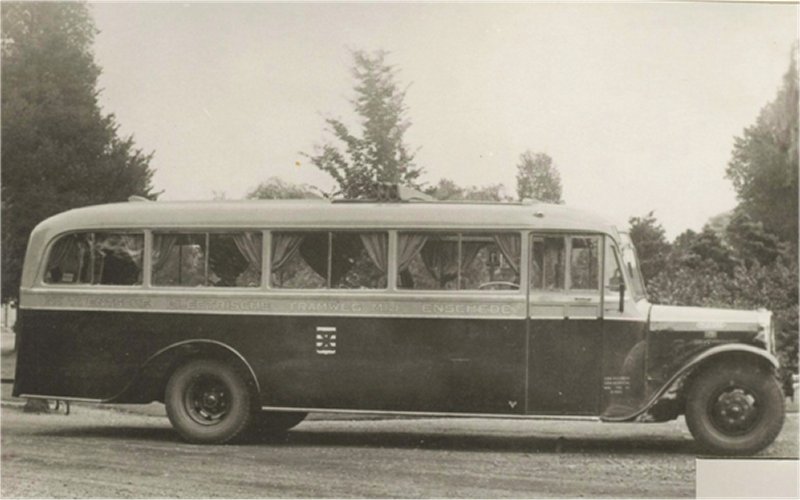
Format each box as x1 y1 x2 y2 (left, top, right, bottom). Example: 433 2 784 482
185 377 230 426
711 387 759 435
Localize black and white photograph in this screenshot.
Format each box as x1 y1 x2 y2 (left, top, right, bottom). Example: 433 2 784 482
1 1 798 498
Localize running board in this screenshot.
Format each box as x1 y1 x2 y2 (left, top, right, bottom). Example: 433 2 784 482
261 406 601 421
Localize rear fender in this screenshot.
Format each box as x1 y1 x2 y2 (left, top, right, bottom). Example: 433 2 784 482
107 339 260 403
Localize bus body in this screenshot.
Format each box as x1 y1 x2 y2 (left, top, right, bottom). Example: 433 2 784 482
14 199 784 454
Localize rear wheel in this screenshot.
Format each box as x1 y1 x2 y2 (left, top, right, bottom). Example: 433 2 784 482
685 364 784 455
165 359 254 444
251 411 307 434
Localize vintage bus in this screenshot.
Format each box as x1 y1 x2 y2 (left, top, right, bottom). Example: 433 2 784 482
13 198 784 454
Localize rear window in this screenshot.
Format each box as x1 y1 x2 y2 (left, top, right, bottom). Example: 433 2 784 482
45 232 144 285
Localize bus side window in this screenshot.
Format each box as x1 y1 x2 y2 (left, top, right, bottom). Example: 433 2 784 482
152 233 207 287
45 232 144 286
271 232 326 289
397 232 520 290
208 233 262 287
530 236 565 290
569 236 600 291
331 232 387 289
271 231 388 289
397 233 459 290
44 233 92 284
93 233 144 285
460 233 520 290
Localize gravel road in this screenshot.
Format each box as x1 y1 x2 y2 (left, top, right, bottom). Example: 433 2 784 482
1 402 797 498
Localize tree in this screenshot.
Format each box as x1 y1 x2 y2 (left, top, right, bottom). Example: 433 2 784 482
627 212 671 287
426 178 512 201
726 47 798 250
1 2 157 301
246 177 322 200
669 227 738 276
305 50 424 199
515 151 563 203
725 209 786 266
646 45 799 397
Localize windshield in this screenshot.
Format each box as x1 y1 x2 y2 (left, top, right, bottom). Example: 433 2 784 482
618 232 647 301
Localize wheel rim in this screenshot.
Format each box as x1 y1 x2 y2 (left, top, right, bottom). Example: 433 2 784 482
708 384 761 436
184 375 231 426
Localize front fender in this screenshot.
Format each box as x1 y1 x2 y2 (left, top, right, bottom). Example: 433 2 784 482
602 343 778 422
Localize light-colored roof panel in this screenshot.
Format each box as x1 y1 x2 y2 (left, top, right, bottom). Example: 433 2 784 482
33 199 618 235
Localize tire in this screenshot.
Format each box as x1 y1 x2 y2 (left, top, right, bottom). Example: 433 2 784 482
685 363 785 456
250 411 307 434
165 359 254 444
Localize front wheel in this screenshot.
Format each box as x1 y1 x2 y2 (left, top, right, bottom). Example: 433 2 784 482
685 364 784 455
165 359 254 444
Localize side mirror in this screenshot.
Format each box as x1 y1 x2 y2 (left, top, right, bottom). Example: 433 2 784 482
618 282 626 313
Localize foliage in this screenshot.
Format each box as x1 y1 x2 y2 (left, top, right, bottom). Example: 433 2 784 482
648 254 798 389
246 177 322 200
726 47 798 250
426 178 512 202
636 206 798 392
627 211 671 286
1 2 156 300
725 209 787 266
669 227 738 276
305 50 424 199
515 151 563 203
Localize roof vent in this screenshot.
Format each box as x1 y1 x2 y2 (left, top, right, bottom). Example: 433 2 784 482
332 183 434 203
128 195 151 202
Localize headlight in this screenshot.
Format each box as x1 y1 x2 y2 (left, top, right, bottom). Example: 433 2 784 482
755 308 774 353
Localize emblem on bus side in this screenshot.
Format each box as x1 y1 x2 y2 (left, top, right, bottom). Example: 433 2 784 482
315 326 337 355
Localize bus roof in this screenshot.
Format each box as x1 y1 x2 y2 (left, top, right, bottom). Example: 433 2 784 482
32 199 619 235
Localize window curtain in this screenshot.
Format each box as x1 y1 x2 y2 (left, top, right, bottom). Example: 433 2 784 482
271 234 303 272
493 234 521 274
48 235 78 271
421 239 459 288
397 234 428 272
233 232 262 271
420 237 486 289
359 233 388 273
397 233 428 288
298 233 329 281
460 241 485 270
330 234 361 286
151 234 178 273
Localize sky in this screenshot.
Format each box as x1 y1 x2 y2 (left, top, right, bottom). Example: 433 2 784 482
91 2 798 238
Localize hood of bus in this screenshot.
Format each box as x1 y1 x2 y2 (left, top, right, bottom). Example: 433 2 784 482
649 304 771 346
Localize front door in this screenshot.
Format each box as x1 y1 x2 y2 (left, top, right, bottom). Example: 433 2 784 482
526 233 603 415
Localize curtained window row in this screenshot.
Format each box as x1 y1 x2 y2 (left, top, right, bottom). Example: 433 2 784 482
44 230 524 291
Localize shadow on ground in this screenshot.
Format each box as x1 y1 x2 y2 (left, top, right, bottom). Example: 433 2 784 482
31 422 695 455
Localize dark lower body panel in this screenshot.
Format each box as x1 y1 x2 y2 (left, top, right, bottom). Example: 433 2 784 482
14 310 528 415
